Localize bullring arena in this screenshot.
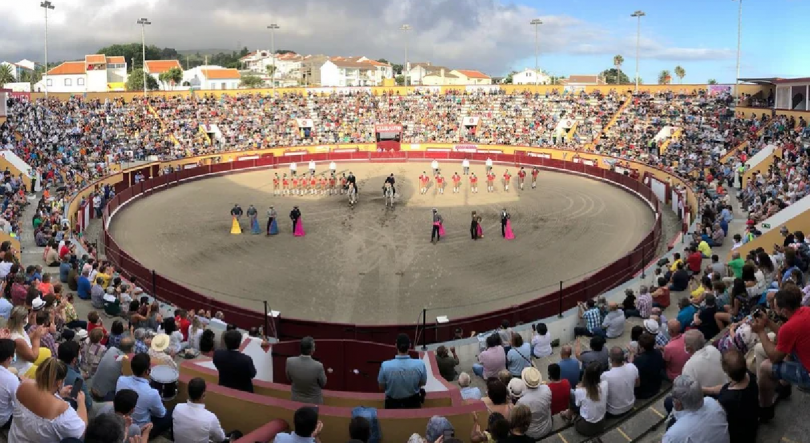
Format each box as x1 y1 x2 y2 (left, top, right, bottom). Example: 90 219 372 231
109 161 655 324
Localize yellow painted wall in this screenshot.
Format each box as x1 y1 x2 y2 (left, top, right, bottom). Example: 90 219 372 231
742 146 782 187
0 157 31 190
30 83 772 102
735 209 810 261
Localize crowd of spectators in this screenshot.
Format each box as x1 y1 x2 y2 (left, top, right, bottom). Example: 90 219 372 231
1 87 810 442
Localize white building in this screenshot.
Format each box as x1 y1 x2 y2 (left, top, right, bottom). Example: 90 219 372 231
34 54 127 93
183 66 241 90
145 60 183 90
406 63 452 85
0 60 35 81
512 68 550 85
301 55 392 87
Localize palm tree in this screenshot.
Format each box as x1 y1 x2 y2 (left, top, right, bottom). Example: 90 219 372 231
658 70 672 85
613 55 624 84
674 65 686 84
0 64 14 86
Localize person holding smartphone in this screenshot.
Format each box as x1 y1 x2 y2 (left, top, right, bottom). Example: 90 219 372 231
57 340 91 411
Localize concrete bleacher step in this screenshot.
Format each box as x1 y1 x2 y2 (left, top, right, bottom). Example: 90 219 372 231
542 383 671 443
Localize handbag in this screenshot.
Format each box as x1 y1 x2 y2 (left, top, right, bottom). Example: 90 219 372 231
513 347 536 368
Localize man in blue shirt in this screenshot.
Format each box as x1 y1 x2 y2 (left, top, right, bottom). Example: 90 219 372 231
57 340 92 411
557 345 581 388
77 269 91 300
675 298 698 332
377 334 426 409
116 353 172 440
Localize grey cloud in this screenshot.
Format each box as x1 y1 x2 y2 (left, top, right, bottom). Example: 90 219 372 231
1 0 733 75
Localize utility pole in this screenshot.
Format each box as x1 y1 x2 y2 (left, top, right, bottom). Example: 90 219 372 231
733 0 743 100
268 24 280 93
137 18 152 100
40 1 55 98
530 19 543 86
400 24 412 86
631 10 645 93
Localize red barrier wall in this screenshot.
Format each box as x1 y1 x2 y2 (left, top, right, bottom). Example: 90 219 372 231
101 152 663 345
270 339 419 393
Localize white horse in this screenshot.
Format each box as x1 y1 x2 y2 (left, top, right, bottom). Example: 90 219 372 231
347 182 358 206
384 182 395 208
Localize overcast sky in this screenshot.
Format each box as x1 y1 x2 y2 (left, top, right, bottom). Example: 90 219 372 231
1 0 805 82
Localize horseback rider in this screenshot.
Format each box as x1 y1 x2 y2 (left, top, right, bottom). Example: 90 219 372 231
383 173 396 196
347 171 358 194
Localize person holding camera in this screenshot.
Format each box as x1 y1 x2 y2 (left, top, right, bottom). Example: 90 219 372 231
752 287 810 421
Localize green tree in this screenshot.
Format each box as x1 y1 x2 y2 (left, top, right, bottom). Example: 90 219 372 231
266 64 276 77
96 43 162 71
504 70 517 84
633 76 643 85
600 68 630 85
392 64 404 75
674 65 686 84
0 65 14 85
125 68 159 91
658 70 672 85
275 49 295 54
165 67 182 88
240 75 265 89
708 78 718 85
613 55 624 84
395 74 405 85
377 58 389 64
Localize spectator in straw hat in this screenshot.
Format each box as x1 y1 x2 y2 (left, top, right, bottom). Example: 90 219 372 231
148 333 176 370
516 366 552 439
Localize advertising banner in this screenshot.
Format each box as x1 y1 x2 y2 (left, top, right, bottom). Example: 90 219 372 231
309 87 372 95
426 147 452 152
238 155 260 161
708 85 733 96
453 144 478 153
375 124 403 133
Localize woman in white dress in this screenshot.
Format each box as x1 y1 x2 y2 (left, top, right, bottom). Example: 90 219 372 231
8 306 50 378
187 317 205 351
9 357 87 442
531 323 553 358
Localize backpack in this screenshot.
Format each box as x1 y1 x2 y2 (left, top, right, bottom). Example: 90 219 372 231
352 407 381 443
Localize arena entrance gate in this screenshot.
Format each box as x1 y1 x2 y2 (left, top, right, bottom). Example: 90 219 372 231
375 124 402 151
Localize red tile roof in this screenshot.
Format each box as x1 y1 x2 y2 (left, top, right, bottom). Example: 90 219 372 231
145 60 182 74
85 54 106 64
455 70 490 79
202 68 241 79
47 61 85 76
106 56 126 64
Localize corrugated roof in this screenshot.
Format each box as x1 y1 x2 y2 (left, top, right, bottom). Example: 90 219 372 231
47 61 85 76
145 60 182 74
202 68 241 79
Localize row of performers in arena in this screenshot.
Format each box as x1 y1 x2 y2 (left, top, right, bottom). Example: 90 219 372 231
230 204 305 237
269 166 543 196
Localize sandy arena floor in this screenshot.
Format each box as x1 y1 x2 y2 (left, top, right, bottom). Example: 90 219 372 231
109 162 655 324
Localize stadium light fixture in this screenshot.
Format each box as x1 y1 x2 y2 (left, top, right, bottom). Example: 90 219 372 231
530 19 543 86
268 24 280 93
630 10 645 93
137 18 152 100
40 1 55 98
400 24 412 87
